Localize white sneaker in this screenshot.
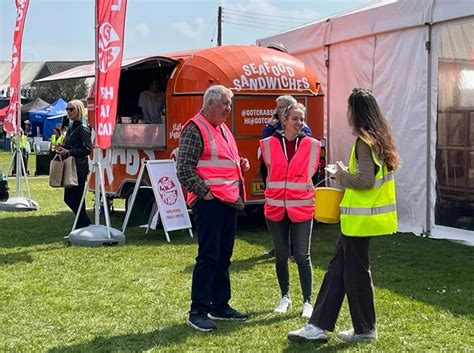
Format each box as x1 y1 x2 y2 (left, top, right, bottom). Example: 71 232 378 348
274 295 292 313
301 302 313 318
288 324 328 342
337 328 377 342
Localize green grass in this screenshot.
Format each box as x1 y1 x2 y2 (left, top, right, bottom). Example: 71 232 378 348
0 151 473 352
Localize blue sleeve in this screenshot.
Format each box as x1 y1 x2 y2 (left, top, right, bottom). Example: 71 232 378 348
302 124 312 137
262 124 276 138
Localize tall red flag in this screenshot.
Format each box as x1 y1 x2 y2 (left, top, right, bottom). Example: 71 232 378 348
4 0 30 134
95 0 128 149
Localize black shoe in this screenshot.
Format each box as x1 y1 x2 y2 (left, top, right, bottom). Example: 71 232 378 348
208 307 249 321
265 249 275 257
187 312 217 332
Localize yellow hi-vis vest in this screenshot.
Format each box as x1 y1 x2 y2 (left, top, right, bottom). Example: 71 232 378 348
20 134 27 149
50 134 63 151
339 139 397 237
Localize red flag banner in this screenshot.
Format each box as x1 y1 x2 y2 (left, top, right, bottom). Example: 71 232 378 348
95 0 128 149
4 0 30 134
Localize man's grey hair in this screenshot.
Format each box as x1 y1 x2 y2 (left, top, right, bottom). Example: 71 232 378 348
276 95 297 107
203 85 233 108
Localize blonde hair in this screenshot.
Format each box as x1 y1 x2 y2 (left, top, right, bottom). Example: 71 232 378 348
348 88 400 171
282 102 306 120
67 99 87 119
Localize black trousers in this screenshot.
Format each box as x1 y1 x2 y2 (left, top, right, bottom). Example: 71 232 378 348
190 198 237 314
309 234 376 334
64 176 91 229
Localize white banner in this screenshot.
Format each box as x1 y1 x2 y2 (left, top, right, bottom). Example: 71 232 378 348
146 160 192 232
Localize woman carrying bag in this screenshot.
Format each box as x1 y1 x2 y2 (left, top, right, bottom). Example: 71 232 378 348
288 88 400 343
56 100 92 229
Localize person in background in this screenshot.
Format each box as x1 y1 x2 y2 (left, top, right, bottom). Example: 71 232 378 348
262 95 312 138
288 88 400 343
56 100 92 229
49 126 64 158
138 79 165 124
177 85 250 332
260 102 320 319
12 128 29 175
24 120 32 137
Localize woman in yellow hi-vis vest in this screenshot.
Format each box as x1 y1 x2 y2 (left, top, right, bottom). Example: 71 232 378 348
288 88 400 343
49 127 64 158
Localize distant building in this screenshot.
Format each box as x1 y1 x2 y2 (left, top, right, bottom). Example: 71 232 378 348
0 60 93 98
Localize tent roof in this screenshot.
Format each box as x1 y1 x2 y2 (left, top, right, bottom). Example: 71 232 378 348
34 46 320 95
21 97 50 113
29 98 67 122
257 0 474 53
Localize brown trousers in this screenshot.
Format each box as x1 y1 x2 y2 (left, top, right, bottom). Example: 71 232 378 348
309 234 376 334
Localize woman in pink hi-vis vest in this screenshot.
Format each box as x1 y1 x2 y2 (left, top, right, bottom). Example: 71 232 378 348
260 102 320 320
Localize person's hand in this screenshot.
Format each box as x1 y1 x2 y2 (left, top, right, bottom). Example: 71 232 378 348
56 146 70 159
203 190 214 200
268 117 279 127
334 161 347 180
240 157 250 172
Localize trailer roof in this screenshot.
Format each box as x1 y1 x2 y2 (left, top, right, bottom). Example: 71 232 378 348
35 45 319 95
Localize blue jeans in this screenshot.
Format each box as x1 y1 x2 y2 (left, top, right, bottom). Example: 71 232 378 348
190 198 237 313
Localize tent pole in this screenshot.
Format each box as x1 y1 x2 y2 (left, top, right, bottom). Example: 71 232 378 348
325 45 331 165
424 23 433 237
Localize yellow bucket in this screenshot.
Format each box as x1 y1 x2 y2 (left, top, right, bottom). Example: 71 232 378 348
314 187 344 224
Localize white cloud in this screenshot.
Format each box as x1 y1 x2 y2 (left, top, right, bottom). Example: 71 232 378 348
172 18 205 39
136 23 150 37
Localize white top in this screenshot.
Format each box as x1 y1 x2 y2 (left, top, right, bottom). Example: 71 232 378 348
138 90 165 124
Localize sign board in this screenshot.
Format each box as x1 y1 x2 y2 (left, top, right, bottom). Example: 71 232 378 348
122 159 193 242
147 159 192 232
233 96 309 137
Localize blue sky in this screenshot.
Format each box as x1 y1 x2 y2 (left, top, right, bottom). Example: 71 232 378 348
1 0 374 62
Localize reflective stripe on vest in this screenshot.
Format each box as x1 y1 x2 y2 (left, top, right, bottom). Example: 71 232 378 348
266 181 312 190
265 198 314 207
340 203 396 216
260 135 320 222
339 139 397 237
186 113 245 205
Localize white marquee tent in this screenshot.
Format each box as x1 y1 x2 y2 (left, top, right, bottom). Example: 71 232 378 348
258 0 474 245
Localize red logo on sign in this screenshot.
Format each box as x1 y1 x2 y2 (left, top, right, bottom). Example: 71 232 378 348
98 22 121 73
158 176 178 206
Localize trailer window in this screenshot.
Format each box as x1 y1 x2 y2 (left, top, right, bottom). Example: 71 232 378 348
110 60 175 149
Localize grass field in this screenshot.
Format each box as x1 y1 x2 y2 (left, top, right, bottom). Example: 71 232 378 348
0 151 473 352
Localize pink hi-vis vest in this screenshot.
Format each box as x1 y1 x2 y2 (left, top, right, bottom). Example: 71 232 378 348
186 113 246 205
260 135 320 222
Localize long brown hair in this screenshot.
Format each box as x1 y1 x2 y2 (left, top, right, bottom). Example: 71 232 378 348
348 88 400 171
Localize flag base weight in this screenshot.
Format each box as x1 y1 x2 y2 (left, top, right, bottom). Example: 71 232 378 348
66 225 125 247
0 196 38 211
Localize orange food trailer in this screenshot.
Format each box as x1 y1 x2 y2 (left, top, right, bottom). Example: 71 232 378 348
40 45 325 216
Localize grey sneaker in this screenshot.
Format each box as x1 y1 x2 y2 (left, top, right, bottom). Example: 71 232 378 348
288 324 328 342
337 328 377 342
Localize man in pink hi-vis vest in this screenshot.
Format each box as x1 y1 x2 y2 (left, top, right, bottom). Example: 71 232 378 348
177 85 250 332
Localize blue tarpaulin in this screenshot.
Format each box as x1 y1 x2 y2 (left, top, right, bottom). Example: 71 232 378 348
29 98 67 140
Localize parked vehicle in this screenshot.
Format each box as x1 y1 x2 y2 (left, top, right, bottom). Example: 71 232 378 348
38 45 325 216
